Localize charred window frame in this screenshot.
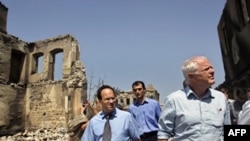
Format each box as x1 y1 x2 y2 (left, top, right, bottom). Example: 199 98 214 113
9 50 25 83
246 0 250 20
234 0 250 26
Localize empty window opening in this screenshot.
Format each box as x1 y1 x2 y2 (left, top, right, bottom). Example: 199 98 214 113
54 52 63 80
50 49 63 80
32 53 43 74
126 98 130 105
37 56 43 73
9 50 25 83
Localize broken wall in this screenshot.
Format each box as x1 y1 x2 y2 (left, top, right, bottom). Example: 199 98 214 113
0 32 87 136
25 35 87 130
0 33 28 135
0 2 87 136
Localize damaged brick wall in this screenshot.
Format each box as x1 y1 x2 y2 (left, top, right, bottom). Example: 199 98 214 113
0 2 87 136
0 32 28 135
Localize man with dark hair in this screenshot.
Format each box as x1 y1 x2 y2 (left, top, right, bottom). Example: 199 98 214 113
81 85 141 141
128 81 161 141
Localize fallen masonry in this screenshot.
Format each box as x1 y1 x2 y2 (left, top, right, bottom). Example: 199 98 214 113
0 127 73 141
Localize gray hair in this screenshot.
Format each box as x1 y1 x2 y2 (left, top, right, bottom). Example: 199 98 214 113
181 56 208 84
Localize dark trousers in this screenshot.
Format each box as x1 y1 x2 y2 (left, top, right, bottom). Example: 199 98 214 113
140 131 158 141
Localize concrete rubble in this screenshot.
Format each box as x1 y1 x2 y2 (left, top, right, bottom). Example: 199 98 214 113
0 128 72 141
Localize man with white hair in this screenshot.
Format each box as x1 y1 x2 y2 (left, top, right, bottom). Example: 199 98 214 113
158 56 231 141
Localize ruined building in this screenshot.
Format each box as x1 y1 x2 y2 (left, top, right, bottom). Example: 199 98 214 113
217 0 250 98
0 1 161 137
0 2 87 136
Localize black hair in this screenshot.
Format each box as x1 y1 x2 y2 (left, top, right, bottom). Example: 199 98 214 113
96 85 116 100
132 80 146 90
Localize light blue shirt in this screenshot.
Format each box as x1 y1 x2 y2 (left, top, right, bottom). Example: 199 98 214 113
158 87 231 141
238 100 250 125
81 108 141 141
128 98 161 133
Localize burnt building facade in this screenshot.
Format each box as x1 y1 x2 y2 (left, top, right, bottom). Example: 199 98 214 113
217 0 250 98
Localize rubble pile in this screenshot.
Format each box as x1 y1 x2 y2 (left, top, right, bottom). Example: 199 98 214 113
0 128 72 141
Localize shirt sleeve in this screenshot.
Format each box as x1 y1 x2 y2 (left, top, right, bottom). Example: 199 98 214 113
238 101 250 125
81 120 95 141
224 99 232 125
155 101 162 121
158 98 175 139
128 113 142 139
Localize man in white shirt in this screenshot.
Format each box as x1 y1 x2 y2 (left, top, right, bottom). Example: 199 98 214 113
238 89 250 125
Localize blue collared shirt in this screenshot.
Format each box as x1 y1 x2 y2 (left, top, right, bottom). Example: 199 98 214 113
81 108 141 141
158 87 231 141
128 98 162 133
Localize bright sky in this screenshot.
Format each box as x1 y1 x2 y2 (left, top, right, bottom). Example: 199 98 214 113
2 0 227 103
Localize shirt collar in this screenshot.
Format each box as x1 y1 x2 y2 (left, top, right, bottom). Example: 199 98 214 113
185 86 214 99
101 108 117 119
134 97 149 105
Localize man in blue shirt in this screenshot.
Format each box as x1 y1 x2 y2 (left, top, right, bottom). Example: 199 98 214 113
158 56 231 141
128 81 162 141
81 85 141 141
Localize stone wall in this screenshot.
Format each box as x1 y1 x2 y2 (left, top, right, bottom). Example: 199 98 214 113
26 83 67 130
0 84 26 135
0 22 87 136
0 2 87 137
